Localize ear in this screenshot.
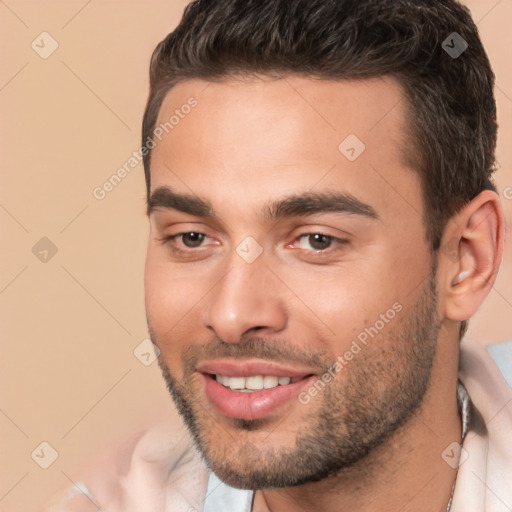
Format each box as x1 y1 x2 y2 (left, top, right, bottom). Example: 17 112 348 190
440 190 504 322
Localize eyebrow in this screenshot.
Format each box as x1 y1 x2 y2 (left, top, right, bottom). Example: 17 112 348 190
147 186 379 222
147 186 214 217
263 191 379 222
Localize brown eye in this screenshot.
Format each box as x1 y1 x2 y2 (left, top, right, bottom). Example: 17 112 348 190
305 234 333 251
181 232 206 247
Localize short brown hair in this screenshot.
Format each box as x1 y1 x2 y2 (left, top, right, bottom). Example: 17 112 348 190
143 0 497 253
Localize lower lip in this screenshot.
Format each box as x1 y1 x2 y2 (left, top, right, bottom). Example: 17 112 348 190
202 374 315 420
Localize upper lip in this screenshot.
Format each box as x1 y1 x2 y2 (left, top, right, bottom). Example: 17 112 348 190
196 358 317 378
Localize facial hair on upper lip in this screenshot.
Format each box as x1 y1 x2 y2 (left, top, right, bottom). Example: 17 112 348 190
180 335 332 378
149 262 441 490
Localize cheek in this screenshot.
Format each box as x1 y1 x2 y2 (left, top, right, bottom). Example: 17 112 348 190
278 261 401 345
145 272 193 375
144 249 200 342
145 249 171 328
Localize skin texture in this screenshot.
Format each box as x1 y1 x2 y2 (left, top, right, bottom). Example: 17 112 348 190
144 75 504 512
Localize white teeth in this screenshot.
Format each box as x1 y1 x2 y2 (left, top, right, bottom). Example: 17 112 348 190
229 377 246 390
216 374 231 387
263 376 279 389
245 376 264 390
215 374 297 391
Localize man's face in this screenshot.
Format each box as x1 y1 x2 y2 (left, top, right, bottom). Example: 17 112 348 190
145 76 440 488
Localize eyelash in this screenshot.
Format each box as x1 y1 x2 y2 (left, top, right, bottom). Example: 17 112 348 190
289 233 349 252
157 233 214 256
158 232 349 257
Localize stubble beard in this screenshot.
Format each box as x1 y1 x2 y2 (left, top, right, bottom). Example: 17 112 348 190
152 266 440 490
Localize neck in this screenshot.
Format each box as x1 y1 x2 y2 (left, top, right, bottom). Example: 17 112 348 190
253 339 462 512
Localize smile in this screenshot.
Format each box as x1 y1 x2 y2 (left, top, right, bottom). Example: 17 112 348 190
196 359 317 420
214 374 303 391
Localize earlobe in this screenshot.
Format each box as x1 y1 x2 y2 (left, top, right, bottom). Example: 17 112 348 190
442 190 504 322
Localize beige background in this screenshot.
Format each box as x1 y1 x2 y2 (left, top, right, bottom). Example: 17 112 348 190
0 1 511 510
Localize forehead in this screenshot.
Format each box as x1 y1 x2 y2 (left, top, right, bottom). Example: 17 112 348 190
150 75 420 220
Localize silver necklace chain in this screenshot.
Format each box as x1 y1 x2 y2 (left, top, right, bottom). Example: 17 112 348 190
445 381 472 512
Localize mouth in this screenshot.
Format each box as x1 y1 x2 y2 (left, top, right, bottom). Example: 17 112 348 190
212 374 304 392
196 359 317 420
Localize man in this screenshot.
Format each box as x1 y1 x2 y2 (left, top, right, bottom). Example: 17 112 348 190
45 0 512 511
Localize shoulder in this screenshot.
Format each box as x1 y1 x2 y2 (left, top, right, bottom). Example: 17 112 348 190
453 339 512 510
42 420 210 512
486 339 512 388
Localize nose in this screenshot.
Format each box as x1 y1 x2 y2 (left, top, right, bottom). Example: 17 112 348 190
202 256 288 343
